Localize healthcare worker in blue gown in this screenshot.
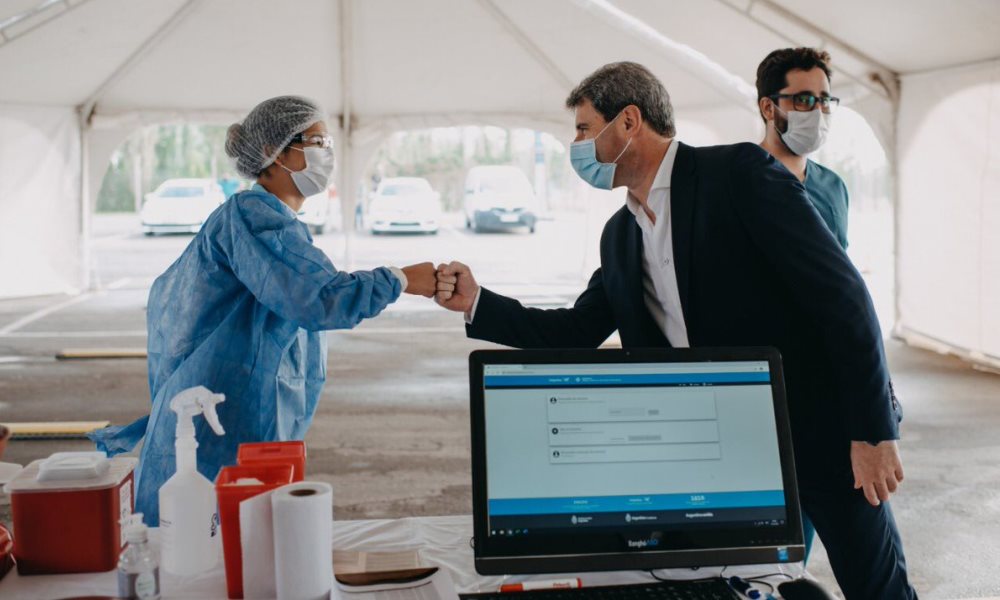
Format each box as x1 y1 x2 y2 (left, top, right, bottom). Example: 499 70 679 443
89 96 452 525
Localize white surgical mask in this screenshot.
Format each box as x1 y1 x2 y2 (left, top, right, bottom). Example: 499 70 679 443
279 146 335 197
775 106 830 156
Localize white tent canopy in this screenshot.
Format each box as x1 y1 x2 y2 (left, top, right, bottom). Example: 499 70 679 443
1 0 998 364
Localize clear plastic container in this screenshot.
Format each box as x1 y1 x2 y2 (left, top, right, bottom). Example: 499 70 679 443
118 514 160 599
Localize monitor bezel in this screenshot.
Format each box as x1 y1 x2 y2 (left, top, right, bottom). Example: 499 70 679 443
469 347 805 575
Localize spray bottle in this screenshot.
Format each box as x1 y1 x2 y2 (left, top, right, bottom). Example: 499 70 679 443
118 513 160 599
159 386 225 576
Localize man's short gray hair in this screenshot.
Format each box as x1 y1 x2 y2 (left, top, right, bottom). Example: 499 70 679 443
565 62 676 137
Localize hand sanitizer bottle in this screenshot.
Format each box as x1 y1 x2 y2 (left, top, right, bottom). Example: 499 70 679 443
118 513 160 599
159 386 226 576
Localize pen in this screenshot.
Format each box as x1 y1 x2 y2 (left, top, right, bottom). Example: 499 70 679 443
500 578 583 592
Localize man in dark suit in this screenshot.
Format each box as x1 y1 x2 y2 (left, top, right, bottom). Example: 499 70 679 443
434 62 917 599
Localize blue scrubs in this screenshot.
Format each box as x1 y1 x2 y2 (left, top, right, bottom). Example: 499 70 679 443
800 159 850 562
90 184 401 525
803 159 850 249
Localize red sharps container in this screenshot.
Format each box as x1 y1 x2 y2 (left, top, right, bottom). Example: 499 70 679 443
236 441 306 481
215 463 295 599
5 452 137 575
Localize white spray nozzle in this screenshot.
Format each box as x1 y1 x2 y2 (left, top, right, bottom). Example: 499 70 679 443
170 385 226 439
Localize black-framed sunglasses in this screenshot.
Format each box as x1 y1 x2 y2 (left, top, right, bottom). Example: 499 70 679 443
770 93 840 113
288 133 334 149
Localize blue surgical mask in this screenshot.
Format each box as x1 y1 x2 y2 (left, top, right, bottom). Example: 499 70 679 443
570 112 632 190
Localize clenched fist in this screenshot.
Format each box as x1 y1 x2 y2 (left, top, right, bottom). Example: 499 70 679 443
435 261 479 315
401 262 438 298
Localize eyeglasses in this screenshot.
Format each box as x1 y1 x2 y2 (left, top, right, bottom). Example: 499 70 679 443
289 133 334 149
769 93 840 113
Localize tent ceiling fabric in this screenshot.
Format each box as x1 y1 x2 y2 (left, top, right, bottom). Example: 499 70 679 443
95 0 342 115
0 0 58 25
770 0 1000 74
0 0 190 107
1 0 998 126
2 0 1000 369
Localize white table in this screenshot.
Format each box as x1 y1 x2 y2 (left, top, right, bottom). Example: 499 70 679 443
0 515 806 599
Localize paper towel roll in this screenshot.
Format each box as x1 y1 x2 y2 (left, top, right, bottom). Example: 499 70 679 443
271 481 334 600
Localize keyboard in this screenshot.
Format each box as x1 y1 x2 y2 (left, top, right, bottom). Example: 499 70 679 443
460 580 736 600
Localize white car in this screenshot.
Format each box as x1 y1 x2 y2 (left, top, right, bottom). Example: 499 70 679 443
368 177 442 234
297 191 331 235
141 178 225 235
463 166 537 233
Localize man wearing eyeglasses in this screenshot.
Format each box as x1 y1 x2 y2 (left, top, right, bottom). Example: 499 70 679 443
757 48 847 247
755 48 915 598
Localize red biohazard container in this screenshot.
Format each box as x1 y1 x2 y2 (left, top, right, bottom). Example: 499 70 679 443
236 441 306 481
5 453 137 575
215 463 295 599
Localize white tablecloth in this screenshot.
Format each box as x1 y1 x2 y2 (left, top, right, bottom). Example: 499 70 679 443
0 515 806 599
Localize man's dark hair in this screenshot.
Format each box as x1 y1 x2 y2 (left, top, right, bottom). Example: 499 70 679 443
565 62 676 137
755 48 833 122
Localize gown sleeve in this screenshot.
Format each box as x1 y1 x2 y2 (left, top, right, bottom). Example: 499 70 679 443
224 193 402 331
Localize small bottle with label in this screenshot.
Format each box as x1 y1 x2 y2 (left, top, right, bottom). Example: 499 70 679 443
118 513 160 600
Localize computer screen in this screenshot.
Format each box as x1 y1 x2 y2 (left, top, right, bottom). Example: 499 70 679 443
469 348 804 575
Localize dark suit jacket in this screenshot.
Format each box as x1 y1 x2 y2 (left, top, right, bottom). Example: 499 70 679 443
467 142 901 486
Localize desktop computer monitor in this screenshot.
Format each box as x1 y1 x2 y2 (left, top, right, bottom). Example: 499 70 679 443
469 347 805 575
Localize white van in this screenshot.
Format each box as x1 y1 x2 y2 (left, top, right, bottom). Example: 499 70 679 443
462 166 537 233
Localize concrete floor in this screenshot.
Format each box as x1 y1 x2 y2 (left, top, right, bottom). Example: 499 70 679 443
2 307 999 598
1 215 998 598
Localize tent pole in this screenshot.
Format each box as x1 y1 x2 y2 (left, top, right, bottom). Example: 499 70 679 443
78 115 93 292
132 152 143 213
339 0 355 270
890 93 903 338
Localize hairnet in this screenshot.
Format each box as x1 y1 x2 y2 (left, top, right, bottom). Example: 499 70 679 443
225 95 326 179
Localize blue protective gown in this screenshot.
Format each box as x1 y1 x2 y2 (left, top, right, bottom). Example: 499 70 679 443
89 184 401 525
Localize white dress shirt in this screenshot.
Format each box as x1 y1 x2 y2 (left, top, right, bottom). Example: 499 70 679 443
467 140 689 349
626 140 689 348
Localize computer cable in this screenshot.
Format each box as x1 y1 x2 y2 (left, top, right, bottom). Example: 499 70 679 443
647 567 723 583
646 566 795 587
745 572 795 586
